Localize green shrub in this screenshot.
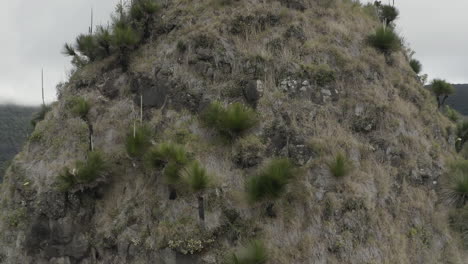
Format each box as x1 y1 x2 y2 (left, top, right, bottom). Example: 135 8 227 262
444 160 468 206
183 161 212 192
409 59 422 74
379 5 399 25
146 142 189 184
31 104 52 127
75 34 99 62
431 79 455 108
57 169 76 192
75 151 107 183
368 26 400 53
68 97 90 119
130 0 160 39
456 122 468 152
112 23 140 71
95 26 112 57
328 153 352 177
228 240 267 264
201 102 257 139
56 151 107 191
246 159 297 203
444 105 460 122
125 125 152 158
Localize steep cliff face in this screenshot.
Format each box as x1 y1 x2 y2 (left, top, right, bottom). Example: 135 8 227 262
0 0 466 263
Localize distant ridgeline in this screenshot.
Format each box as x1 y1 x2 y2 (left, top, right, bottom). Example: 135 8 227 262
0 104 37 180
446 84 468 115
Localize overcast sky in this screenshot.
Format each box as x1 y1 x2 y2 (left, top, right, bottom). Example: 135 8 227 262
0 0 467 105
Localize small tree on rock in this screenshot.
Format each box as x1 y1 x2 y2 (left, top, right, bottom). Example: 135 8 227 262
430 79 455 108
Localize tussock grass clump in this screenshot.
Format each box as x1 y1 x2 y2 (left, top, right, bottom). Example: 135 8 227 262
444 160 468 207
328 153 352 177
56 151 107 191
409 59 422 74
146 142 189 183
201 102 257 139
67 96 90 119
228 240 267 264
183 161 212 192
246 159 297 203
368 26 400 53
125 125 152 158
31 104 52 127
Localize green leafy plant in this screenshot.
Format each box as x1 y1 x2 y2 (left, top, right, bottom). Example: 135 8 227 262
246 158 297 203
430 79 455 108
379 5 399 25
228 240 268 264
95 25 112 57
146 142 189 199
125 125 152 158
201 102 257 139
183 161 213 225
409 59 422 74
328 153 352 177
130 0 160 39
444 160 468 207
56 151 107 192
68 96 91 119
112 23 140 71
368 26 400 53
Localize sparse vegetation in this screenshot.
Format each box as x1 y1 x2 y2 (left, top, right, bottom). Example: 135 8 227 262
201 102 257 139
67 96 90 119
409 59 422 74
449 206 468 247
443 160 468 207
31 104 52 127
125 125 152 158
228 240 267 264
368 26 400 53
444 105 460 122
430 79 455 108
456 121 468 152
246 159 297 203
328 153 352 177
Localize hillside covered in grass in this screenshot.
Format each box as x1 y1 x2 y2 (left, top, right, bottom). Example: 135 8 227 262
0 0 467 263
0 104 37 180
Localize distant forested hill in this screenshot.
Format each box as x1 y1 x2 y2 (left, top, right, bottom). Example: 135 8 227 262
0 104 38 180
446 84 468 115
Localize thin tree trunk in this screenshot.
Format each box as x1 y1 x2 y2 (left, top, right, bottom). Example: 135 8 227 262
437 97 441 108
198 195 205 229
169 185 177 200
441 95 449 108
